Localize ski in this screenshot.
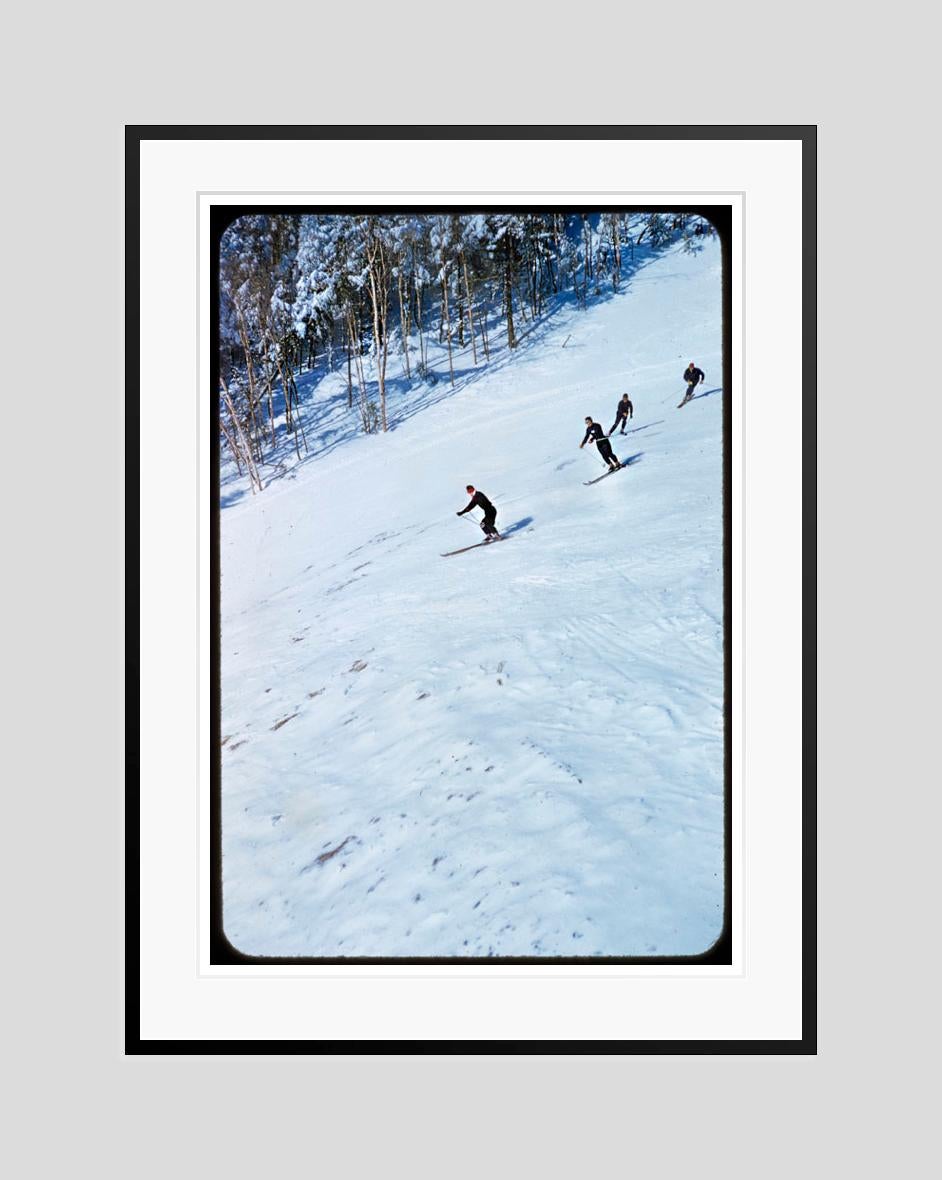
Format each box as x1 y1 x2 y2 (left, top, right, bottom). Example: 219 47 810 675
584 468 622 485
441 537 506 557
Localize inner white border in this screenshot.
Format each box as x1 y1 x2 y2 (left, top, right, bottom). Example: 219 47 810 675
198 190 741 982
140 139 802 1041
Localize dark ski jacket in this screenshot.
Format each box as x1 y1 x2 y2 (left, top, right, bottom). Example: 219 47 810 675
684 365 705 387
582 422 606 446
615 397 633 419
458 490 495 517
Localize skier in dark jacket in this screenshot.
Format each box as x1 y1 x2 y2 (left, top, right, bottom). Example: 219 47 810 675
609 393 634 436
680 362 705 405
457 485 500 539
580 418 621 472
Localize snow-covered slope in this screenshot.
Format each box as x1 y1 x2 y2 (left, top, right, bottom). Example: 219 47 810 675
220 238 724 957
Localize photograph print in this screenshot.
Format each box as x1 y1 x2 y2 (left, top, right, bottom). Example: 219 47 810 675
214 207 729 962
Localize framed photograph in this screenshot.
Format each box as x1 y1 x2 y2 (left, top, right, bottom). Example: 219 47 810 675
129 126 815 1051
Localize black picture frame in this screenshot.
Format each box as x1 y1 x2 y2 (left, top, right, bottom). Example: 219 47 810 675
126 124 816 1054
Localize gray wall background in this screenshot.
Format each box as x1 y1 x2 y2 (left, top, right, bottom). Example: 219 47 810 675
5 3 932 1176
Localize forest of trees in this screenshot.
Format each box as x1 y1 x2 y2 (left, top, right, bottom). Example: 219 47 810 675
219 212 715 492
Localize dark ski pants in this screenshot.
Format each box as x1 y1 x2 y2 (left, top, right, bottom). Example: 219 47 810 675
683 381 699 402
609 412 630 434
480 509 499 536
597 438 619 468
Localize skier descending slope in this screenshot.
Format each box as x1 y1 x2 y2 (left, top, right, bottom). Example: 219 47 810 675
456 485 501 540
679 361 705 407
580 417 621 472
608 393 634 436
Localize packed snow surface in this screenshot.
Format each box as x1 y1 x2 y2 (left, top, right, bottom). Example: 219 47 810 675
221 238 724 957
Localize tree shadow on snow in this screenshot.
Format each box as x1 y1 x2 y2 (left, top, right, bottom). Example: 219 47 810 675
219 486 249 509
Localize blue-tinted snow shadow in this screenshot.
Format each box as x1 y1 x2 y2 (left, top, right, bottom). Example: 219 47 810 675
611 452 643 469
220 486 250 509
624 419 665 434
692 387 722 401
501 516 534 537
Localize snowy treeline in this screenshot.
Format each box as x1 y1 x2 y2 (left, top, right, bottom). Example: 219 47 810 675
219 212 715 491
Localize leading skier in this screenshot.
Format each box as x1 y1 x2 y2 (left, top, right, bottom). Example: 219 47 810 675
580 417 621 473
680 361 705 406
456 485 500 540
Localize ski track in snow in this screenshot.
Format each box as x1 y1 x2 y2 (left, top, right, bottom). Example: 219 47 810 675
220 239 724 957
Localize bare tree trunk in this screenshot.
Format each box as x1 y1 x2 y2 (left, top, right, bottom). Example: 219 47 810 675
416 284 427 374
290 374 309 454
221 377 262 492
346 315 353 408
365 230 390 431
461 251 477 365
219 415 243 475
272 334 295 435
253 294 279 445
295 411 308 454
441 266 455 386
398 272 412 379
261 356 277 445
578 214 585 309
346 306 371 432
270 336 302 460
234 305 265 458
504 236 516 349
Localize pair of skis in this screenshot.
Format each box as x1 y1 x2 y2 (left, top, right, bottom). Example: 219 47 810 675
441 535 505 558
582 431 624 485
583 466 623 485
